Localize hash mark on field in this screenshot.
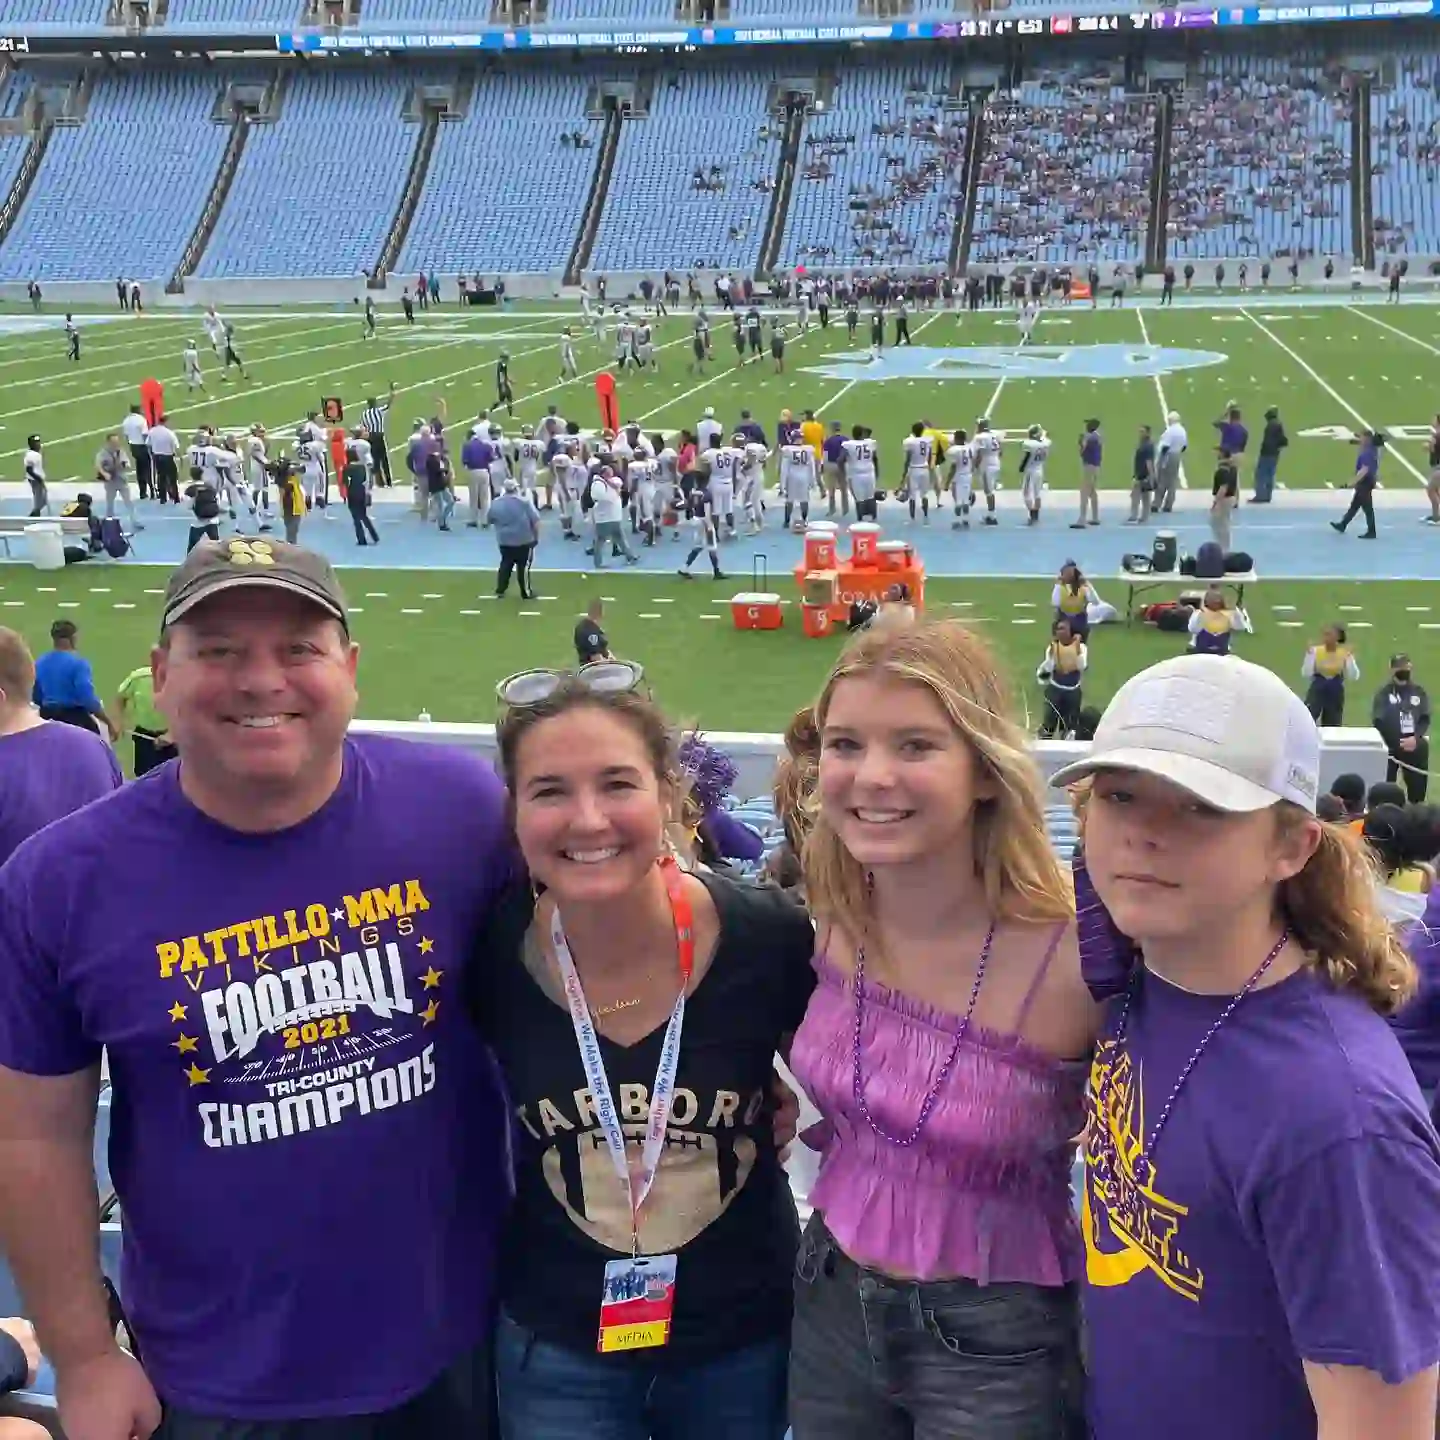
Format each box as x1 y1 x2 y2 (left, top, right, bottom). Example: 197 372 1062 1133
1272 604 1296 611
1278 621 1303 628
949 601 973 607
401 607 423 615
1 600 22 607
601 596 616 602
365 591 388 598
1420 623 1440 630
698 613 720 620
1013 601 1037 608
113 603 134 610
1010 617 1036 625
638 612 663 619
89 587 110 593
1348 621 1373 628
1339 605 1364 612
421 592 444 599
37 586 55 592
144 588 164 595
519 610 541 617
650 597 674 604
459 609 482 615
348 607 364 614
57 601 78 608
1407 606 1431 612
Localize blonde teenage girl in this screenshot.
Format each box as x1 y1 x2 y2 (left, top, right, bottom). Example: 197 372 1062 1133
779 620 1098 1439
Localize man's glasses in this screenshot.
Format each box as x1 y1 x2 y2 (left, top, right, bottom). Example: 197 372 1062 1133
495 659 646 709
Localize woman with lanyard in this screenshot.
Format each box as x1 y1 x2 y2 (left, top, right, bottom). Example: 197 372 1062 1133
464 662 815 1439
777 620 1097 1438
1051 653 1440 1440
1302 622 1360 726
1051 561 1095 642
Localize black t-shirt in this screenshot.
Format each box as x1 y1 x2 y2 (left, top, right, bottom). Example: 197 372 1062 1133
465 872 816 1363
1212 462 1238 499
573 617 608 663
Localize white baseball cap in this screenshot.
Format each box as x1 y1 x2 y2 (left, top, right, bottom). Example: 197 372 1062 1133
1049 654 1321 813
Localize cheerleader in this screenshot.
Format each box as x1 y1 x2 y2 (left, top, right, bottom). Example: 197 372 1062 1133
1020 424 1050 525
1037 617 1087 736
1188 586 1235 655
1302 623 1360 726
1052 561 1096 640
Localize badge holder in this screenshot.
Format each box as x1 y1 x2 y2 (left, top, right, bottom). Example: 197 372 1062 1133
598 1252 678 1353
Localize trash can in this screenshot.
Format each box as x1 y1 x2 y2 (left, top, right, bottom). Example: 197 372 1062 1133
25 522 64 571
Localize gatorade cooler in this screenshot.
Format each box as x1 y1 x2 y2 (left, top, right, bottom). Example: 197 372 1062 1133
731 592 784 631
25 522 64 572
1152 531 1178 574
803 527 838 571
850 521 882 567
877 540 911 574
802 602 833 639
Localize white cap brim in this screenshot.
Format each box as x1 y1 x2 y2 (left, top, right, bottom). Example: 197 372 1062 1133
1049 747 1281 813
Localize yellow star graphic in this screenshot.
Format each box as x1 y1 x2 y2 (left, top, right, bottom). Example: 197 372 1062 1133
184 1063 211 1087
173 1034 199 1055
167 1002 188 1023
420 999 441 1026
421 966 443 990
417 936 435 955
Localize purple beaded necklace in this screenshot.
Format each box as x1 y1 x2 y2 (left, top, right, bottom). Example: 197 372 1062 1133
1103 930 1291 1186
851 923 996 1147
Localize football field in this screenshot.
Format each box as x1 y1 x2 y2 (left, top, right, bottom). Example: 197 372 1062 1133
1 289 1437 742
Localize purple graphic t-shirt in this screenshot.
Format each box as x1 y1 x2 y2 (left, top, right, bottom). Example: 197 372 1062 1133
0 720 122 867
0 735 514 1419
1084 966 1440 1439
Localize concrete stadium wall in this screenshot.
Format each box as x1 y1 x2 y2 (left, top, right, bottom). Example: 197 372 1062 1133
4 259 1434 310
350 718 1395 799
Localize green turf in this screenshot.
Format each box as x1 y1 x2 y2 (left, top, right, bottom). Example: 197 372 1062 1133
4 295 1439 495
2 565 1433 734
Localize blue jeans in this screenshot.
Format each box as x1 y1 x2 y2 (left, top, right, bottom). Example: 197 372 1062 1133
494 1311 788 1440
1252 453 1279 502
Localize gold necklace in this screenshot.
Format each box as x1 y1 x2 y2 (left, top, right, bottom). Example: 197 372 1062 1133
591 997 641 1019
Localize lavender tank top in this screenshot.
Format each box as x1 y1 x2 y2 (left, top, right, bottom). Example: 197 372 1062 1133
789 926 1085 1286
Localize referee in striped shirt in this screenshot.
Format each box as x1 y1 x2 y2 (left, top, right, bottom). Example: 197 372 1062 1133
362 382 397 488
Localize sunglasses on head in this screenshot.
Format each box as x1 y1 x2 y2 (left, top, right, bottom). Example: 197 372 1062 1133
495 659 647 709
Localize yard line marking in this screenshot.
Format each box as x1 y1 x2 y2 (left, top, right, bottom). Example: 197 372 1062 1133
1348 306 1440 358
1239 307 1428 487
1135 309 1188 490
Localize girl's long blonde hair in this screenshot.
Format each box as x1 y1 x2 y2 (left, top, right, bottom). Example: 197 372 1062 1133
1276 805 1417 1015
774 619 1072 944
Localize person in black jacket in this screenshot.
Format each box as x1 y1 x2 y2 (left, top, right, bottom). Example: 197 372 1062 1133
1251 406 1288 503
1373 653 1431 802
0 1316 48 1440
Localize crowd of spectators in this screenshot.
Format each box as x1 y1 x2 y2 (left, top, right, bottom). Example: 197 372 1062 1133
1370 53 1440 255
970 64 1156 264
1167 55 1352 260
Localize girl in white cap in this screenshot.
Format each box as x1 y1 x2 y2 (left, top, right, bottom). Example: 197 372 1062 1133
1050 653 1440 1440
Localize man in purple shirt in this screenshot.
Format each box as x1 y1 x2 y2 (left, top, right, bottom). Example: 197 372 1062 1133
0 628 121 868
0 540 511 1440
1331 428 1383 540
1214 404 1249 458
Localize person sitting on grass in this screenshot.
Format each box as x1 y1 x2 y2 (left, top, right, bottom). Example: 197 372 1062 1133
1187 586 1235 656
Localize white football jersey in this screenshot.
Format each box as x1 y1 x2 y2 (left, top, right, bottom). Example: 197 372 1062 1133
903 435 934 473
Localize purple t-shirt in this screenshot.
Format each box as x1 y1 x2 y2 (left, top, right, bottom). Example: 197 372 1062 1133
1081 431 1102 466
1392 889 1440 1108
0 734 514 1419
1084 966 1440 1440
0 721 122 868
823 433 846 464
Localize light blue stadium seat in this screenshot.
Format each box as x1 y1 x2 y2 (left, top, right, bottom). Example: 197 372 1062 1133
0 72 229 283
970 68 1154 265
197 70 417 279
0 136 29 214
398 71 598 277
1370 57 1440 256
0 0 106 22
1167 54 1351 262
164 0 294 25
588 72 783 274
780 60 963 269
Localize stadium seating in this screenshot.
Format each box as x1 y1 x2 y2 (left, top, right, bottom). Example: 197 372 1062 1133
197 69 415 279
970 67 1155 265
1167 54 1351 262
0 71 230 283
2 0 106 25
588 71 782 274
163 0 294 25
779 60 964 269
1370 54 1440 256
398 71 598 278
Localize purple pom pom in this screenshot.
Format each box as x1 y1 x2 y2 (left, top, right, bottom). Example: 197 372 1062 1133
1075 855 1140 1002
679 733 739 813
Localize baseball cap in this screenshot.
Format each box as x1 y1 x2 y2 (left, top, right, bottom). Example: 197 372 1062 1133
1049 654 1320 814
1391 652 1412 668
161 538 348 635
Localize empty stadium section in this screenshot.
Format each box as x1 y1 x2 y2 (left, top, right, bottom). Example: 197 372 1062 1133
778 59 967 269
195 68 417 279
396 69 600 278
588 70 784 273
0 70 232 283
